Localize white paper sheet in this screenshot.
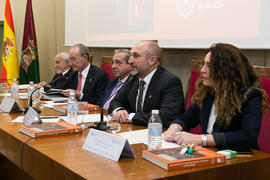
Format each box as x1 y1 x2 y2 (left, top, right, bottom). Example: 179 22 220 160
0 93 11 97
0 93 28 99
12 116 60 123
118 129 148 144
60 114 108 123
118 129 180 148
143 140 180 149
41 102 67 109
19 84 30 89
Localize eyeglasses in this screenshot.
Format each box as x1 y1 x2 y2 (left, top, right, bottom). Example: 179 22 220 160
69 57 78 62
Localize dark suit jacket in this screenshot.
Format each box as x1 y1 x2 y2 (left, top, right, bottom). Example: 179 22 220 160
172 89 262 149
100 75 132 106
65 65 109 105
49 68 73 89
101 78 118 106
109 67 185 128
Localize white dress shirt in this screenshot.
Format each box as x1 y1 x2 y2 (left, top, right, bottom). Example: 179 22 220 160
129 68 158 120
206 103 217 134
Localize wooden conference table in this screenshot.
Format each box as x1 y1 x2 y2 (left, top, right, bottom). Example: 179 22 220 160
0 99 269 180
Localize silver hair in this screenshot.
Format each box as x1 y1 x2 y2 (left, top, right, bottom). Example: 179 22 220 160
72 43 91 61
60 52 70 63
114 49 131 63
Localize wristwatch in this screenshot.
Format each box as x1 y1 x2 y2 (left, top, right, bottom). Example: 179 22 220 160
201 135 207 146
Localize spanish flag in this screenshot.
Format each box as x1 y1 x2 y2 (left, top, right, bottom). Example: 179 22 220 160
1 0 19 85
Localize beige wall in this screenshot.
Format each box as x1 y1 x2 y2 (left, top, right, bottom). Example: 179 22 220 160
1 0 270 93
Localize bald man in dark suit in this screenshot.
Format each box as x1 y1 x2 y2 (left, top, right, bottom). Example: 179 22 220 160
109 41 185 128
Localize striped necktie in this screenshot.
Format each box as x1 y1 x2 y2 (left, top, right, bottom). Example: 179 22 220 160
137 80 145 112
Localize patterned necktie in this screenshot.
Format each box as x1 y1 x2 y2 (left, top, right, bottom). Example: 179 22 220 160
137 80 145 112
103 81 123 109
57 73 63 79
76 73 82 92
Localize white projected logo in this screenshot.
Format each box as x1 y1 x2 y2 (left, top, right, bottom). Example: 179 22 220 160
176 0 196 19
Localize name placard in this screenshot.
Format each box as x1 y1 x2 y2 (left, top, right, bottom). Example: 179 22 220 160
0 97 21 113
82 128 136 161
23 107 41 125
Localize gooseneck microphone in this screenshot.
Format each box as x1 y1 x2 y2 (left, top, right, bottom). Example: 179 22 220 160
24 85 51 114
93 75 134 130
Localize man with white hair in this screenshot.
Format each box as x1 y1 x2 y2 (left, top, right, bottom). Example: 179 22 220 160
39 52 73 89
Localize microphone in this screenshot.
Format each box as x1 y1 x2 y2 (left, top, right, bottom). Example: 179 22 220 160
93 75 134 130
24 84 50 114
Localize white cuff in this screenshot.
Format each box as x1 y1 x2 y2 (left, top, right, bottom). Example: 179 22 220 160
128 113 135 121
79 92 83 100
112 107 124 115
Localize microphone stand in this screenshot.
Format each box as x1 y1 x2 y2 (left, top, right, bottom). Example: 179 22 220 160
92 75 134 130
24 75 63 114
93 108 107 130
24 85 51 114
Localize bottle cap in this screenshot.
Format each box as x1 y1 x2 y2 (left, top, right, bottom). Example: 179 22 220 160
151 109 159 114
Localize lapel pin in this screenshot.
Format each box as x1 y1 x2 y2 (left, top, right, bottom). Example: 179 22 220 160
149 95 152 99
89 78 92 82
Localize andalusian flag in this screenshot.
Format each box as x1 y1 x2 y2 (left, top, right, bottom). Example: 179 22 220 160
0 0 19 86
19 0 40 84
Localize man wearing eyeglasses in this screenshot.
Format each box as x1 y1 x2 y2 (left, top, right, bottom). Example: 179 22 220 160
101 49 132 109
61 44 109 105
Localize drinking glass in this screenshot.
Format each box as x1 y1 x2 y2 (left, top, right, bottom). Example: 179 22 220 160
33 87 45 108
107 114 121 135
0 83 9 94
78 101 89 128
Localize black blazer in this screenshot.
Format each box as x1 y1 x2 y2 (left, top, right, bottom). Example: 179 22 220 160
66 65 109 105
101 78 119 106
172 89 262 149
100 75 133 106
49 68 73 89
109 67 185 128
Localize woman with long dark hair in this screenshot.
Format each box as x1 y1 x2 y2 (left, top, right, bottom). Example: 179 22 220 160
164 43 269 150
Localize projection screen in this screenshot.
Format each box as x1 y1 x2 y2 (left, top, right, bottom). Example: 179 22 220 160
65 0 270 49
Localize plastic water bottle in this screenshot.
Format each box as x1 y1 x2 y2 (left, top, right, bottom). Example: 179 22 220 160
27 81 35 106
11 79 19 102
67 92 78 125
148 110 162 150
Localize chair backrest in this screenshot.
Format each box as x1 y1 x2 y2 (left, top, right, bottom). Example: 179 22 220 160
186 60 203 134
254 66 270 153
185 60 204 109
101 56 114 80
